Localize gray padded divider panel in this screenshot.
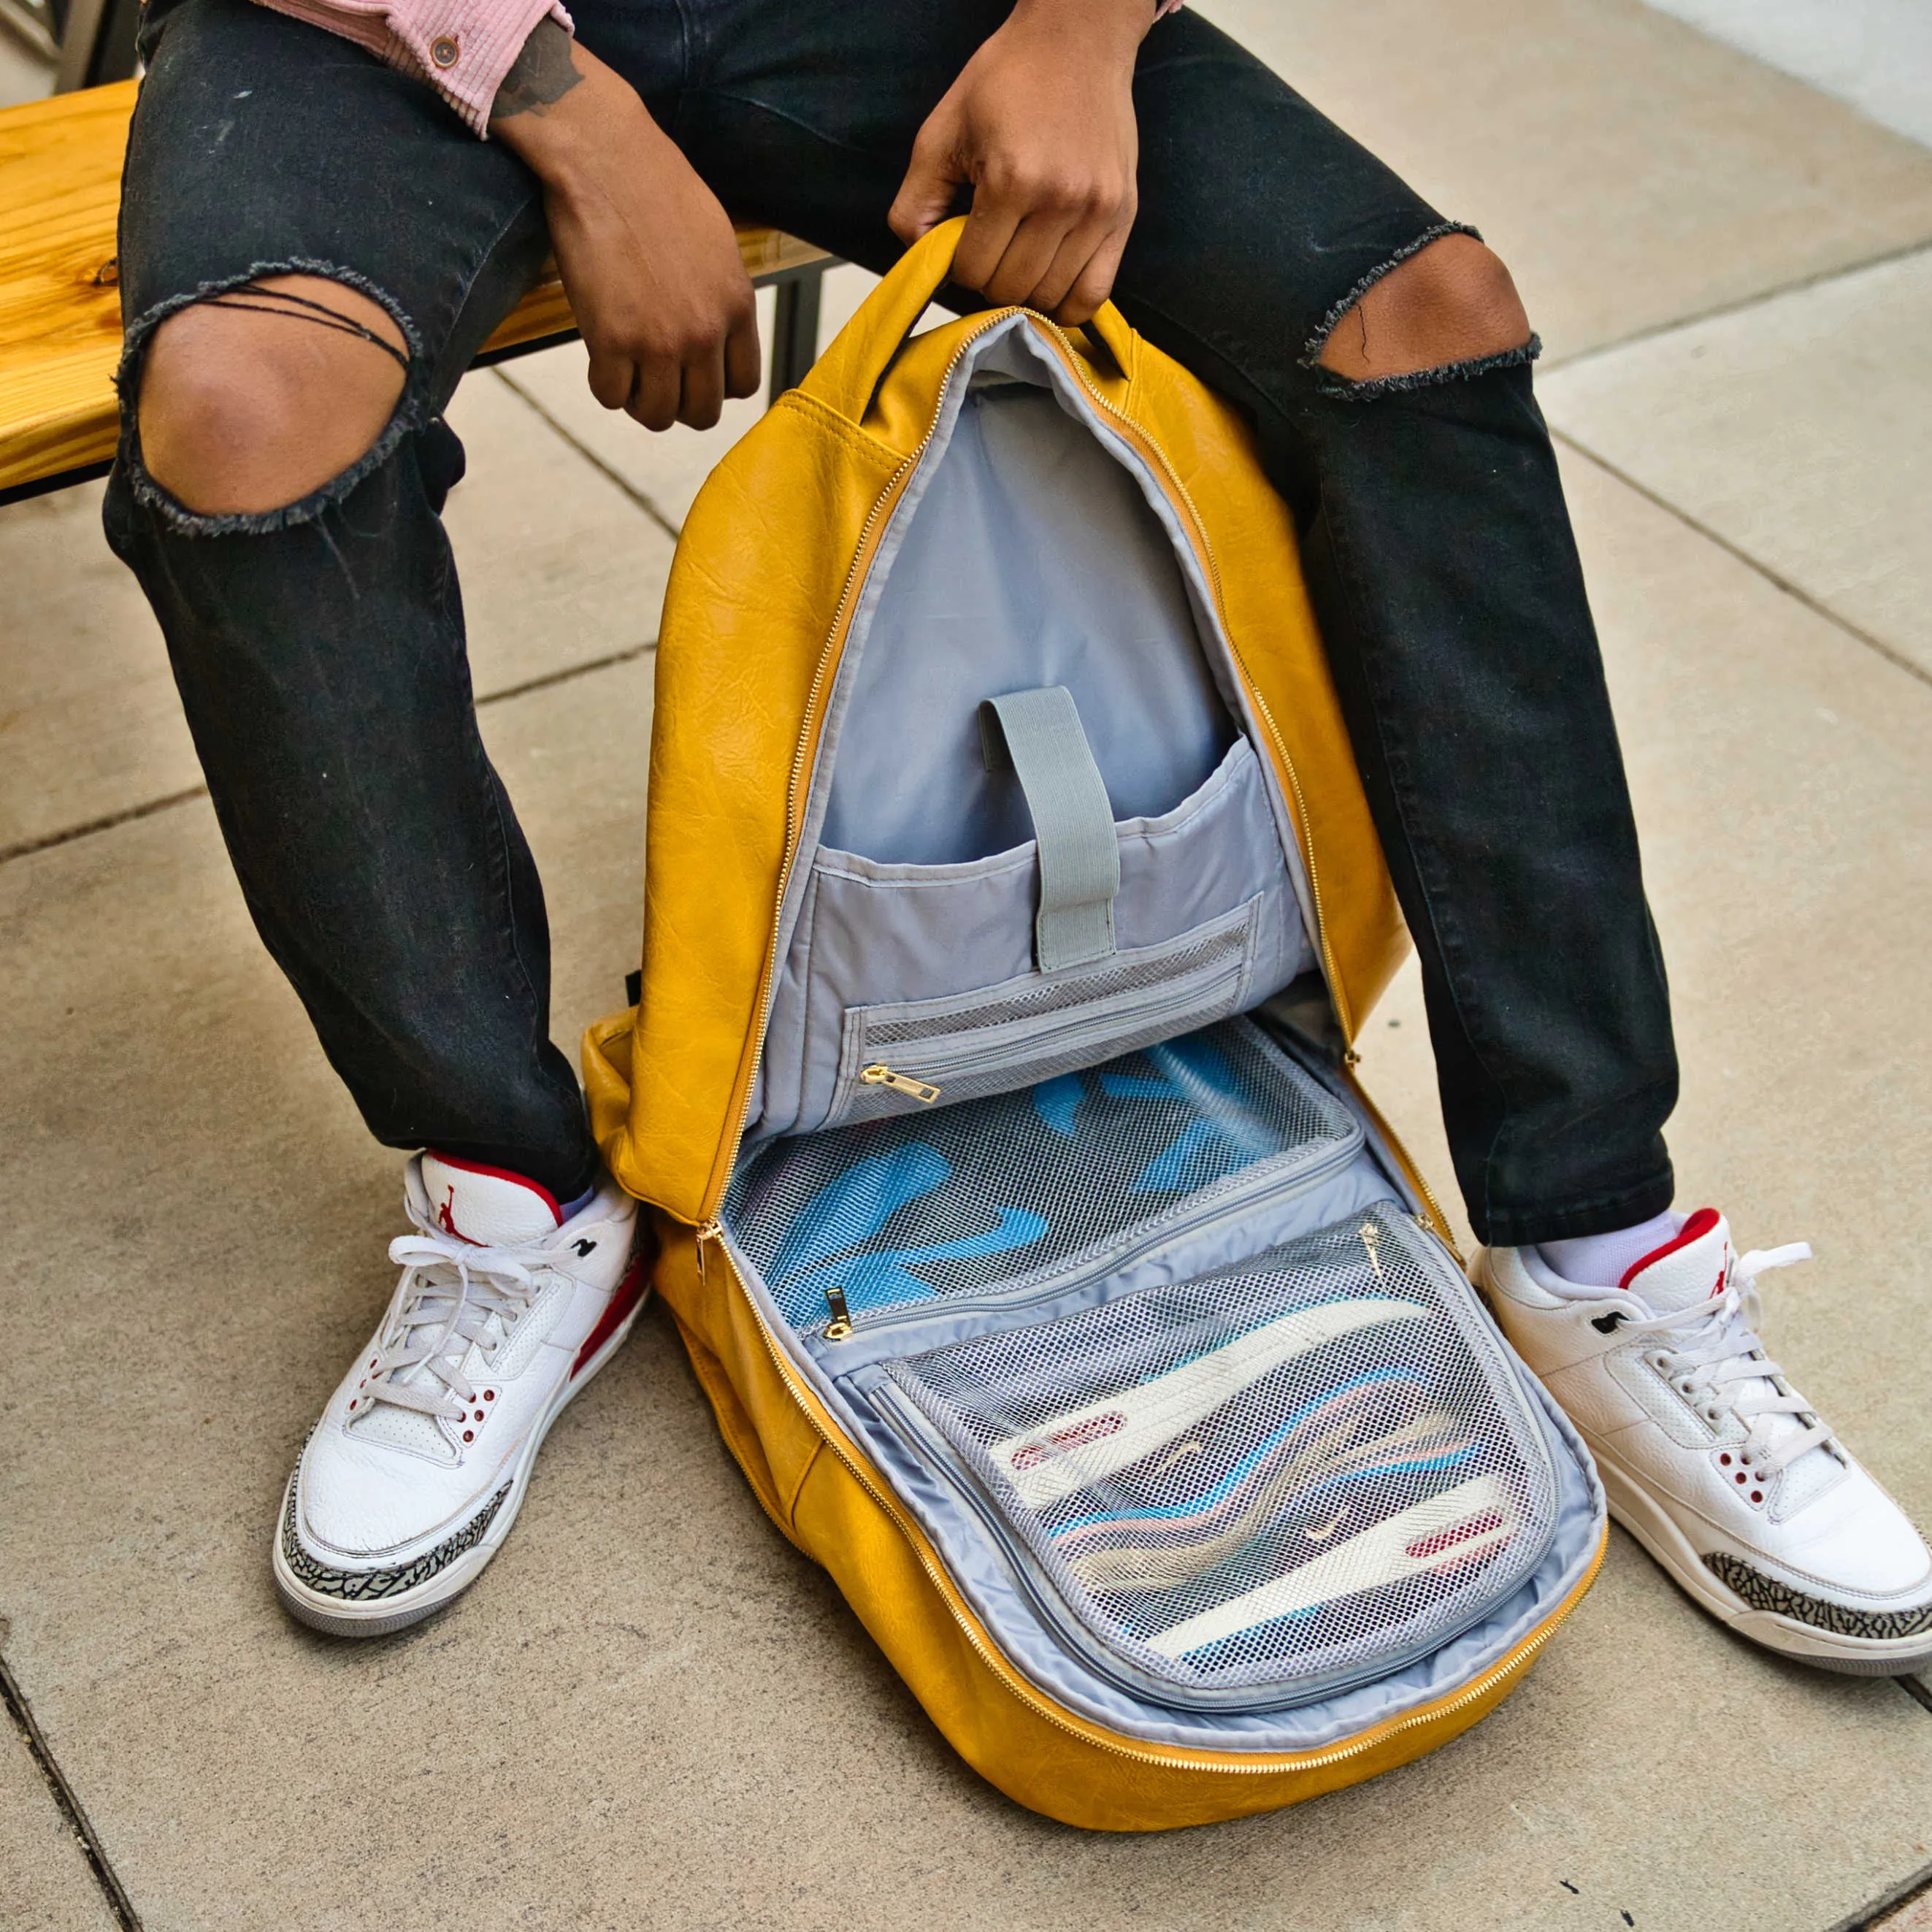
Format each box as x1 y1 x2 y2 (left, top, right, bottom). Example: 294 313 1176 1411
981 687 1121 972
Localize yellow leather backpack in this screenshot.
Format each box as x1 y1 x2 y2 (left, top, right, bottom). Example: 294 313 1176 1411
583 218 1606 1830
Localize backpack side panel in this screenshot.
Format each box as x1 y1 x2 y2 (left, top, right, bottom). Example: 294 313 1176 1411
591 394 908 1219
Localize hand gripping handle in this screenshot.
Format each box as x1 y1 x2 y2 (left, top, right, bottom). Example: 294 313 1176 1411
798 216 1136 426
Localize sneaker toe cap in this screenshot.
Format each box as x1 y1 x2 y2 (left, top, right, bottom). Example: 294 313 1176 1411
296 1427 494 1563
1779 1468 1932 1603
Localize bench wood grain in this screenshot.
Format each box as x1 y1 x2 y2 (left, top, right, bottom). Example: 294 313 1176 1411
0 80 832 497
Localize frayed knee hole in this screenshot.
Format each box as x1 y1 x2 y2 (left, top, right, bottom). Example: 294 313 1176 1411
1315 234 1532 386
136 273 411 518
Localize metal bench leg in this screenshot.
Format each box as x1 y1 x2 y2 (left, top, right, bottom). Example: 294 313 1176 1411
54 0 140 90
767 266 824 406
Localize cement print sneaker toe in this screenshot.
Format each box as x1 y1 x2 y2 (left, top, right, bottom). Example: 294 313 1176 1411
272 1153 647 1637
1478 1209 1932 1676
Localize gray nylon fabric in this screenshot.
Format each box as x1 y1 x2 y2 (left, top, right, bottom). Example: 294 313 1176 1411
819 360 1234 868
981 687 1122 972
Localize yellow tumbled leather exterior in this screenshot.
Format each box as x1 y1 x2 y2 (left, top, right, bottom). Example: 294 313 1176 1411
577 221 1594 1827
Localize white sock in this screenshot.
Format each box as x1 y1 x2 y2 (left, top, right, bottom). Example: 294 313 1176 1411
1538 1210 1679 1289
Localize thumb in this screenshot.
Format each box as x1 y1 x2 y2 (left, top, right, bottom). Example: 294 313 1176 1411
889 117 967 245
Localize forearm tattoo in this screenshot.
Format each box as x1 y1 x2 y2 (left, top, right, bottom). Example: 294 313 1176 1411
491 17 583 120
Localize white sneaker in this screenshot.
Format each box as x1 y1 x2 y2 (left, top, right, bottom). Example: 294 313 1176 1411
1478 1209 1932 1675
272 1152 647 1637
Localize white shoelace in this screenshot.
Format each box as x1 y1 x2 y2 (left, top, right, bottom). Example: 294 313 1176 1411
361 1211 545 1422
1617 1242 1834 1481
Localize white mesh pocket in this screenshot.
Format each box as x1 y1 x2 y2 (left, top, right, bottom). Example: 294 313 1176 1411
878 1204 1558 1707
728 1019 1358 1333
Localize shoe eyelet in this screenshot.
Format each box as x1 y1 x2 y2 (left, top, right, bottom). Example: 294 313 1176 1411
462 1430 474 1443
1734 1472 1748 1484
484 1390 495 1400
1749 1490 1763 1504
1719 1452 1733 1466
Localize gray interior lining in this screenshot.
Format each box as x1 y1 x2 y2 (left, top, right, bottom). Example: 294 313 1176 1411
758 736 1310 1139
748 315 1327 1146
821 341 1235 867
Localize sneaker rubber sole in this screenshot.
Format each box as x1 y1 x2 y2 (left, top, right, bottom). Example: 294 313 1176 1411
1597 1450 1932 1677
271 1260 651 1639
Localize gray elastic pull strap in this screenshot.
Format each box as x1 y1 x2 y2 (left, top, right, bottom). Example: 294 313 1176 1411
980 686 1120 973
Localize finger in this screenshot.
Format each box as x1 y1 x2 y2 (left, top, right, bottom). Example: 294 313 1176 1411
888 120 965 244
981 208 1079 310
951 190 1026 295
679 340 727 431
586 345 637 413
1055 221 1133 329
724 302 763 399
626 355 681 432
1027 204 1122 317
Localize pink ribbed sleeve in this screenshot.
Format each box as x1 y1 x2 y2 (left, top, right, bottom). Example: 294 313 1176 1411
248 0 573 136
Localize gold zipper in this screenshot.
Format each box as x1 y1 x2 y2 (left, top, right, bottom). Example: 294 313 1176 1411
708 1222 1603 1776
822 1281 854 1341
861 1063 942 1103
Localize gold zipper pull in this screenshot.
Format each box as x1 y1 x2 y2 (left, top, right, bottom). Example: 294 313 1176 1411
860 1063 941 1104
695 1217 721 1284
1360 1221 1384 1281
824 1281 854 1341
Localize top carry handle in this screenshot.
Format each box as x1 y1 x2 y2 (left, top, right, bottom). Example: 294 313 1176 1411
799 215 1136 427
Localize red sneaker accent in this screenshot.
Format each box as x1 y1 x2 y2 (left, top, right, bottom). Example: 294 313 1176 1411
572 1254 650 1378
424 1151 565 1229
1619 1205 1723 1294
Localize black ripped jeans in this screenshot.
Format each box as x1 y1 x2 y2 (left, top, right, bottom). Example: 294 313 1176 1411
104 0 1679 1244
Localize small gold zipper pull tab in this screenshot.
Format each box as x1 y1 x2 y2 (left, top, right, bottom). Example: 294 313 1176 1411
696 1217 721 1284
824 1282 854 1341
1360 1221 1384 1281
860 1063 941 1104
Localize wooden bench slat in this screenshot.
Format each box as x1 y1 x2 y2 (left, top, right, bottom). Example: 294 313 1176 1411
0 80 831 496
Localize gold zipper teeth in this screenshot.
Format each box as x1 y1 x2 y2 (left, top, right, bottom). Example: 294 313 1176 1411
699 1223 1602 1776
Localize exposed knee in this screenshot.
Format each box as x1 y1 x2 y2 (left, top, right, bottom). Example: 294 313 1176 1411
1316 233 1532 387
136 275 410 517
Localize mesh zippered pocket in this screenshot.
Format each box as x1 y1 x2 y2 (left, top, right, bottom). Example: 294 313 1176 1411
875 1205 1558 1709
727 1017 1359 1335
827 902 1257 1127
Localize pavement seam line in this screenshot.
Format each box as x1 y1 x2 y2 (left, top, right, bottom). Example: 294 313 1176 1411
0 641 656 870
1828 1849 1932 1932
0 1640 145 1931
1538 237 1932 376
487 367 686 541
1549 429 1932 694
1818 1683 1932 1931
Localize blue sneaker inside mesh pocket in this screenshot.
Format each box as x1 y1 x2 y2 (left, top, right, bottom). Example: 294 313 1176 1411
729 1018 1360 1332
